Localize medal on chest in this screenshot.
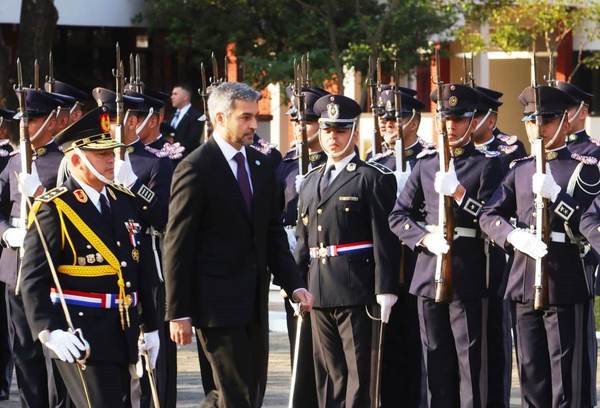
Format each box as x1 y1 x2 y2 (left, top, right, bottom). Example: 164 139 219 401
124 219 141 262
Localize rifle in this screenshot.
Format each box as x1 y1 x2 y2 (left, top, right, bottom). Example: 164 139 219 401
198 62 213 142
366 55 384 155
393 61 407 287
129 53 136 91
433 47 454 303
223 54 228 82
531 50 549 311
34 59 40 90
135 54 144 93
211 52 221 85
294 56 309 175
112 43 126 159
469 52 475 87
45 51 55 93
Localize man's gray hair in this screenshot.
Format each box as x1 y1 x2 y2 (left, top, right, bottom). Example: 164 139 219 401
207 82 261 123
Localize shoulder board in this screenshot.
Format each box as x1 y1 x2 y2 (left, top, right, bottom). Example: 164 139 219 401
365 161 393 174
0 148 9 158
498 144 518 155
305 164 324 177
283 148 299 161
497 134 518 145
482 150 501 158
509 155 534 169
590 138 600 147
108 183 135 197
416 148 436 159
571 152 598 166
35 186 68 203
9 150 18 157
369 150 393 162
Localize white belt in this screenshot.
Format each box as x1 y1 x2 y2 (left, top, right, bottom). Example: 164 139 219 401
424 224 478 239
527 229 580 245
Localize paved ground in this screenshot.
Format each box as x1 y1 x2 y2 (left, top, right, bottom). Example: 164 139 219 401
3 291 599 407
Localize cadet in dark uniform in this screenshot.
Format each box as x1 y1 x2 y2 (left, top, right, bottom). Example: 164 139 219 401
0 108 14 400
558 81 599 158
141 90 185 162
294 94 400 407
48 79 91 123
251 133 282 167
480 85 600 408
19 106 159 407
369 87 427 408
389 84 503 408
276 85 328 408
0 89 68 408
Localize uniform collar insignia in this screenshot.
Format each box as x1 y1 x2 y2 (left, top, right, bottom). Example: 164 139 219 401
451 147 464 157
546 151 559 161
73 189 88 203
35 146 47 156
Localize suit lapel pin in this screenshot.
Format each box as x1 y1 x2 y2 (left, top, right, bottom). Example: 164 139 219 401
346 163 356 172
255 160 261 166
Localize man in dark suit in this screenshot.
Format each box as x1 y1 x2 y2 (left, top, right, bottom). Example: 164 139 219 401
164 84 203 154
164 82 313 408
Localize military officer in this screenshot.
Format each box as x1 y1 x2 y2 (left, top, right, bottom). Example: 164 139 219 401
0 89 69 407
276 85 328 408
294 94 400 407
141 89 185 161
479 85 600 408
368 86 427 408
558 81 599 158
51 80 91 123
19 106 160 407
251 133 283 167
389 83 503 408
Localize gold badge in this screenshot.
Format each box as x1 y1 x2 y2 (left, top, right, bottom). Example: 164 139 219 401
107 188 116 201
86 254 96 264
132 249 140 262
302 215 309 226
346 163 356 172
405 149 414 157
327 103 339 120
448 96 458 107
73 189 88 203
35 147 47 156
100 111 111 133
95 253 104 263
77 257 86 266
127 146 135 154
546 151 558 161
451 147 464 157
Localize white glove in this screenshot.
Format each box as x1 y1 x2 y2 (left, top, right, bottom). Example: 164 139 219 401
295 174 305 193
421 232 450 255
532 165 560 202
3 228 26 248
40 329 89 363
18 163 42 197
114 152 138 187
506 229 548 259
284 226 297 253
376 294 398 324
138 330 160 369
434 160 460 196
394 162 411 193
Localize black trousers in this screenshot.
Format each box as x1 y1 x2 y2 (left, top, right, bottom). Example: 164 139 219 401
284 297 319 408
6 288 68 408
417 296 486 408
381 290 425 408
486 296 512 408
196 319 268 408
311 306 372 408
0 282 13 398
56 360 130 407
511 301 584 408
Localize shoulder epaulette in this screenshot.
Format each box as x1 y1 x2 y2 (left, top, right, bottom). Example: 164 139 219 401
482 149 501 158
509 155 534 169
416 148 436 159
590 138 600 147
498 144 518 155
282 148 299 161
9 150 19 157
497 133 518 145
369 150 393 162
305 164 324 177
35 186 68 203
108 183 135 197
571 152 598 166
365 161 393 174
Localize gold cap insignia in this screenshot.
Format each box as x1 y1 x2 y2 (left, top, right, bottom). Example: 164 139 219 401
327 103 339 120
448 96 458 107
100 111 111 133
386 100 393 111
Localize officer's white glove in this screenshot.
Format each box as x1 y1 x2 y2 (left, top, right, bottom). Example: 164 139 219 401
394 163 411 193
284 226 297 253
376 294 398 324
18 164 43 197
295 174 305 193
507 229 548 259
434 160 460 196
138 330 160 369
40 329 89 363
114 152 138 188
421 232 450 255
3 228 26 248
532 165 560 202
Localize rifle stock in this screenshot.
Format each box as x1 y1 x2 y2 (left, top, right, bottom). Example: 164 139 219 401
367 55 383 155
113 43 125 159
294 57 309 175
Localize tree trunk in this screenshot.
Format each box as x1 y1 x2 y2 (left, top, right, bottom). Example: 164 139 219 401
17 0 59 87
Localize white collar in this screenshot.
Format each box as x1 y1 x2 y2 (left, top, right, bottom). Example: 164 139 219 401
475 135 495 147
177 103 192 117
405 140 419 150
212 131 247 162
71 175 107 209
326 151 356 171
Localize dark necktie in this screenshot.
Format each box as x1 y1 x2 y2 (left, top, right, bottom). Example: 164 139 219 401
99 194 111 217
319 165 335 199
233 152 253 213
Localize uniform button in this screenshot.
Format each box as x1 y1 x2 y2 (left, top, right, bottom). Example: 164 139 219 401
473 219 477 223
345 208 350 212
116 241 121 247
318 225 322 231
495 220 501 226
320 242 324 247
143 206 148 210
321 258 326 264
78 312 84 316
125 281 131 288
404 224 410 230
532 212 536 217
317 209 322 214
121 261 127 267
597 226 600 233
86 244 92 249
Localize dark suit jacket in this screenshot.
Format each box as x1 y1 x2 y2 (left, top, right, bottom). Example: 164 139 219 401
164 137 304 327
166 106 203 154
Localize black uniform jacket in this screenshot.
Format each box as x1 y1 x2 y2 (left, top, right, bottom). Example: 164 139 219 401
480 147 600 304
389 142 503 301
163 137 304 327
294 155 400 308
19 177 158 364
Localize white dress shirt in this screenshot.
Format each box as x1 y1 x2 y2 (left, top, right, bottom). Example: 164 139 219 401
324 152 356 186
212 132 254 193
170 103 191 129
72 175 109 213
